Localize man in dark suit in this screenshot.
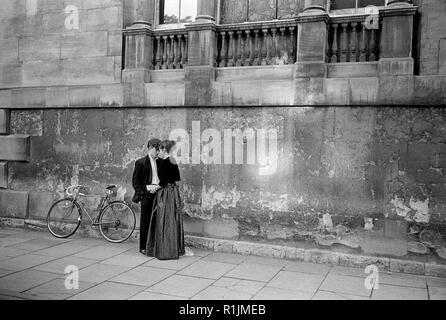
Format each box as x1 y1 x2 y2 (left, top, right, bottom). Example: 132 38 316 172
132 138 162 254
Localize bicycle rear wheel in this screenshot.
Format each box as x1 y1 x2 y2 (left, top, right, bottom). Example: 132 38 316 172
47 198 82 238
98 202 136 243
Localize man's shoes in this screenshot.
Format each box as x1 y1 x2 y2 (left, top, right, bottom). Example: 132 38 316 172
140 249 146 255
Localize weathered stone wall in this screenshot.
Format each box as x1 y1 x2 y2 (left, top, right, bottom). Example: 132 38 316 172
3 107 446 261
0 0 123 88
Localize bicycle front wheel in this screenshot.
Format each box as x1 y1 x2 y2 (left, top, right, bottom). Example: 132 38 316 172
47 198 81 238
98 202 136 243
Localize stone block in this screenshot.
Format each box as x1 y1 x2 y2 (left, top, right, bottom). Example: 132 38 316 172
293 77 324 105
28 191 55 219
232 241 257 255
19 35 61 61
185 235 215 250
390 259 425 275
22 60 65 87
0 162 7 189
284 246 305 261
378 75 414 104
214 239 234 253
261 81 294 105
64 56 116 85
0 109 10 134
100 84 123 107
380 14 413 59
46 86 69 107
231 81 260 106
108 30 123 56
324 78 350 104
413 76 444 105
61 31 108 59
203 217 239 240
0 38 19 64
326 62 378 78
11 87 46 108
339 253 390 271
425 264 446 278
440 39 446 75
296 18 327 62
378 58 414 76
184 67 215 106
183 216 204 235
86 7 121 31
0 134 31 161
0 189 29 218
349 77 379 104
186 26 216 67
1 63 23 87
122 69 150 106
304 249 340 265
68 86 101 107
294 62 326 78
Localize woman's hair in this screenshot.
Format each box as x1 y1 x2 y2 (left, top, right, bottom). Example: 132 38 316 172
160 140 176 153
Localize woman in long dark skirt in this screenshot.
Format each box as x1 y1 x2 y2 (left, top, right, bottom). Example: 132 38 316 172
146 140 185 260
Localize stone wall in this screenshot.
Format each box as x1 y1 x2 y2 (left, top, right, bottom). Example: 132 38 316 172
2 107 446 261
0 0 123 88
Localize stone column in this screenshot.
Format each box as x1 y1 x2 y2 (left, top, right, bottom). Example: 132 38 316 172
125 0 156 27
122 23 154 106
184 0 218 106
378 1 417 75
196 0 217 22
293 0 328 104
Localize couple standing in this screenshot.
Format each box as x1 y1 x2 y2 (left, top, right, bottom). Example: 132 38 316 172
132 139 185 260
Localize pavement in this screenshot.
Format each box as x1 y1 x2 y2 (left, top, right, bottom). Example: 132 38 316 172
0 226 445 300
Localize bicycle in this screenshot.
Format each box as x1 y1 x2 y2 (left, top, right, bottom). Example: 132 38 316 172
47 185 136 243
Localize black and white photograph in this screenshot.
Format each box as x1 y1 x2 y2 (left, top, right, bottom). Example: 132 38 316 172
0 0 445 308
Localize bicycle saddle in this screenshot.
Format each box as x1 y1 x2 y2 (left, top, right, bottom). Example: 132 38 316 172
106 185 117 190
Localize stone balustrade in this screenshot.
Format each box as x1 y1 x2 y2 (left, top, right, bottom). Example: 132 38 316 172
216 20 297 68
152 29 189 70
327 15 381 63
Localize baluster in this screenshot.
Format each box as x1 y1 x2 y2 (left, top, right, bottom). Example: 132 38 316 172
214 31 218 67
172 35 179 69
262 29 269 65
330 24 338 63
168 35 175 69
219 32 227 67
289 26 295 64
339 23 348 63
279 27 286 64
270 28 277 65
179 35 185 68
350 22 359 62
236 30 243 66
253 29 260 66
154 36 162 69
247 30 253 66
359 22 367 62
227 31 235 67
184 34 189 67
369 27 377 61
162 35 168 69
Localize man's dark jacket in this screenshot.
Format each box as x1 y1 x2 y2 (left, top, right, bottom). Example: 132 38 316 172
132 155 161 203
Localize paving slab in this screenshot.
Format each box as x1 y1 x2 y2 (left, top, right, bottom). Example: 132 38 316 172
0 254 58 271
312 290 370 300
330 266 367 278
69 281 146 300
24 278 97 300
201 252 247 265
244 255 288 267
284 261 331 275
379 272 427 289
0 269 60 292
129 291 185 300
144 256 200 271
178 260 236 280
101 252 152 268
426 276 446 288
0 268 16 278
371 284 428 300
192 278 264 300
32 256 98 274
320 273 372 298
34 243 92 258
8 238 66 251
252 287 314 300
0 236 36 247
0 247 32 258
147 275 214 298
110 266 175 287
267 271 326 295
77 263 132 284
225 262 282 282
73 245 130 261
428 286 446 300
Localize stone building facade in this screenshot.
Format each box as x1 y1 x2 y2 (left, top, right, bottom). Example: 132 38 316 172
1 0 446 267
